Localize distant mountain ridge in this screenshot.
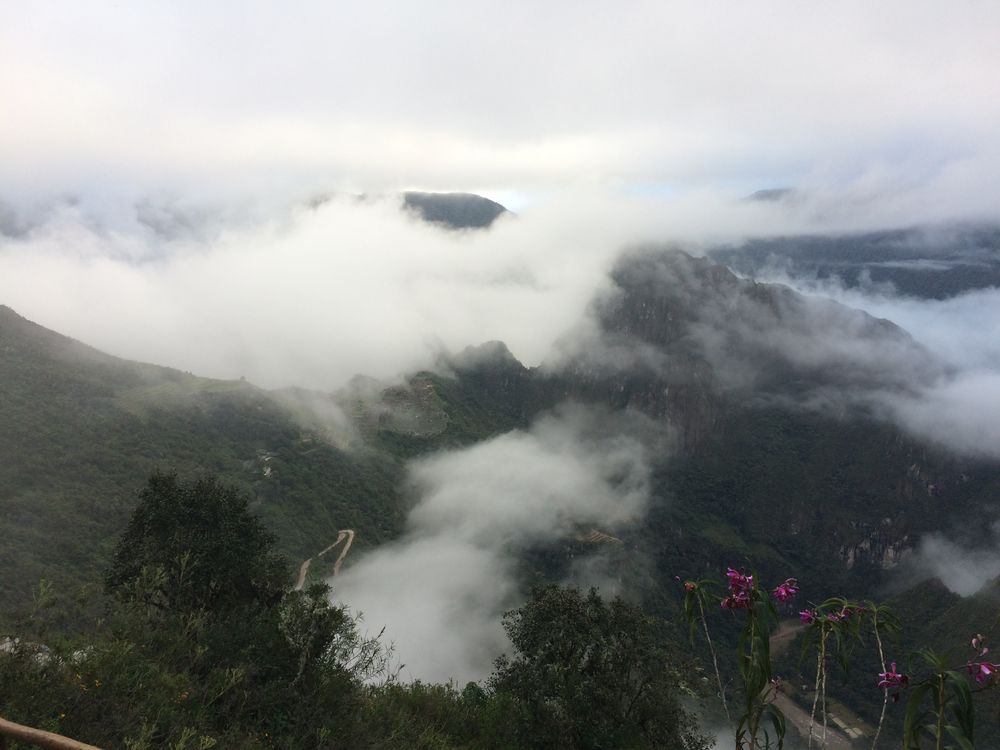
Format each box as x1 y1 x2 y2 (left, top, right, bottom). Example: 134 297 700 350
402 191 508 229
710 224 1000 299
303 190 509 229
6 245 1000 744
0 304 412 607
3 249 998 640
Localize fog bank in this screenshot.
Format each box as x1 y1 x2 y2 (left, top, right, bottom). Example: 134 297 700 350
332 405 656 683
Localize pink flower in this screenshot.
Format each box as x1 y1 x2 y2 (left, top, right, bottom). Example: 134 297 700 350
721 567 755 609
824 606 862 624
726 568 753 595
799 609 816 624
722 592 751 610
967 661 998 685
771 578 799 603
878 662 909 701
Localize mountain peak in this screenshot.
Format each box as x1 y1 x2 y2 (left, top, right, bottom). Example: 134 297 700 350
402 192 508 230
448 340 522 371
592 248 943 394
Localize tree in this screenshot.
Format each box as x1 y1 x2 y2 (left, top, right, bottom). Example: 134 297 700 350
105 472 288 613
489 585 711 750
0 472 390 748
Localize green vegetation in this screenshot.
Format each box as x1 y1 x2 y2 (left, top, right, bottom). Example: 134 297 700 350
0 474 710 749
105 473 288 613
0 308 536 613
490 585 710 749
772 578 1000 747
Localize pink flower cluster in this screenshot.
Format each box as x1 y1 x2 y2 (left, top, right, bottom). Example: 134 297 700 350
967 634 998 685
799 605 864 625
967 661 998 685
721 568 754 610
771 578 798 603
720 568 800 609
827 605 865 623
877 662 909 701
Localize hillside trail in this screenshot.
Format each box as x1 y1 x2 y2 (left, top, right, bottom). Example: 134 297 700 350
769 619 856 750
294 529 355 591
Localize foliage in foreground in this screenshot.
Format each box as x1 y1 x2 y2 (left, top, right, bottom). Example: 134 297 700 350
8 471 1000 749
684 565 1000 749
0 473 710 749
491 585 710 750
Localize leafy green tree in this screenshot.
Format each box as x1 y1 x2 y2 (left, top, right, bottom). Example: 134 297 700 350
0 473 402 748
105 472 287 613
489 585 711 750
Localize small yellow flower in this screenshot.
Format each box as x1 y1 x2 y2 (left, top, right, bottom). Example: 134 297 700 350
93 679 101 688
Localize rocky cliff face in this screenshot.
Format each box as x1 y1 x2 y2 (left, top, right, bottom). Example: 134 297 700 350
539 249 943 455
397 249 1000 594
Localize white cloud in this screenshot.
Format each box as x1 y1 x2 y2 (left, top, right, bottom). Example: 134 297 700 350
0 193 631 388
739 267 1000 459
0 187 872 390
883 372 1000 460
901 532 1000 596
332 405 653 683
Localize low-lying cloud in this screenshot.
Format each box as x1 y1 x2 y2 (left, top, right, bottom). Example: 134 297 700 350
1 185 957 392
899 532 1000 597
3 183 1000 465
737 265 1000 459
331 404 656 684
0 192 645 389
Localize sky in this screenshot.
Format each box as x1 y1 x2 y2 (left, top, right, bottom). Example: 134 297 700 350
2 1 1000 205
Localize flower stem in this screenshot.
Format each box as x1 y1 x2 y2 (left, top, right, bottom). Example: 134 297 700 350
749 615 759 746
821 628 828 748
808 625 827 749
936 676 945 750
698 597 731 721
871 611 888 750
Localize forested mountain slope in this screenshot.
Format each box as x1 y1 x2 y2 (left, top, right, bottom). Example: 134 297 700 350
0 305 405 607
3 249 999 624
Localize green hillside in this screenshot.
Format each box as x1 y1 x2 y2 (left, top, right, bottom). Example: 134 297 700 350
0 305 547 612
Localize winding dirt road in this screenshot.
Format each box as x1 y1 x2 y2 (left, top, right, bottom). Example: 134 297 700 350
294 529 355 591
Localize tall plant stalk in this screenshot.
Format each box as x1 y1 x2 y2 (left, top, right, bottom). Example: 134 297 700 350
807 626 826 748
698 596 731 721
871 610 888 750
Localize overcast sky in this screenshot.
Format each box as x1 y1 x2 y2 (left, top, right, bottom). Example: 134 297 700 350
2 1 1000 207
